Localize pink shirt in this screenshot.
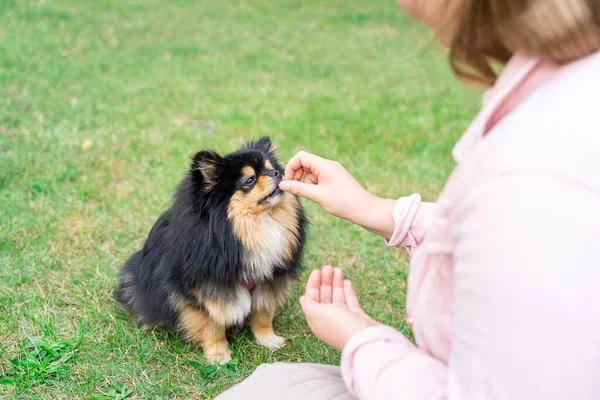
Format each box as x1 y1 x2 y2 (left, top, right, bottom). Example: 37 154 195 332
340 50 600 399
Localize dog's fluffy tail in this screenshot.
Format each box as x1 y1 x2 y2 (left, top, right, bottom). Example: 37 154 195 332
114 250 142 314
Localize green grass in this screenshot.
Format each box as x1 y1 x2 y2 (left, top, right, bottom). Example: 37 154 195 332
1 320 83 389
0 0 483 398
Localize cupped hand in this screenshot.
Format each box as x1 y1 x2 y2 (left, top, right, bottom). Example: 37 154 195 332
300 266 381 351
278 151 372 223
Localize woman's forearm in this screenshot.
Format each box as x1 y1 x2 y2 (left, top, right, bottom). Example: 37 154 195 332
346 195 397 240
348 194 436 255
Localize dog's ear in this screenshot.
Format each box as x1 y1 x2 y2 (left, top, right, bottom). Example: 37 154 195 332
245 136 277 156
191 150 223 191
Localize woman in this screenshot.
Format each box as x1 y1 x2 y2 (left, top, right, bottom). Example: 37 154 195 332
218 0 600 398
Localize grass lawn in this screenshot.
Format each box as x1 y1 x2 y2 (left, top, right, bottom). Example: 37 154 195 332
0 0 483 398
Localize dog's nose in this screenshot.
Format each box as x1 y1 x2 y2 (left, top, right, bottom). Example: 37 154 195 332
268 170 280 178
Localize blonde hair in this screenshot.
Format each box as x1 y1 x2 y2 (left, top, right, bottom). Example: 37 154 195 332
449 0 600 85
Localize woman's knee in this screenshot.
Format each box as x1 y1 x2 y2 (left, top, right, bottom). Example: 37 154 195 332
216 362 350 400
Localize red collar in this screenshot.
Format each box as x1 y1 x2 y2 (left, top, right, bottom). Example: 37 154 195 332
244 280 256 291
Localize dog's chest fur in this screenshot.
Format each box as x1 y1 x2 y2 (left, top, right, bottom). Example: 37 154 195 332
231 194 300 283
244 215 288 281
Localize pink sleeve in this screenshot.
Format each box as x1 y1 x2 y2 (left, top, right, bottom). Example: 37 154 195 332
340 173 600 399
341 326 448 399
385 193 436 255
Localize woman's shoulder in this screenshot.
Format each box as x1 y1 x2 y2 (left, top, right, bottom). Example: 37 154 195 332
527 50 600 119
475 51 600 193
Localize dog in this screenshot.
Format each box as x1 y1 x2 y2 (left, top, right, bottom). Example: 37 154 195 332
115 136 307 364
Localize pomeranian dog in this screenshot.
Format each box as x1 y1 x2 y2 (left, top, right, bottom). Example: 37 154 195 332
115 136 307 364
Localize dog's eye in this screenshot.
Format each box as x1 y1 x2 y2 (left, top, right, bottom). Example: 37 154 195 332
245 176 256 186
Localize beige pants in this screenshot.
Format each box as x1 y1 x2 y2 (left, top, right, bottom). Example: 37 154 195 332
215 362 356 400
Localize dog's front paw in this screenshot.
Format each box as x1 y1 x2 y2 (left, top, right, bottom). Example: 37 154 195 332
204 348 232 365
255 333 286 350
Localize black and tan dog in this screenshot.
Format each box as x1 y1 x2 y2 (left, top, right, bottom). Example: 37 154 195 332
115 137 307 364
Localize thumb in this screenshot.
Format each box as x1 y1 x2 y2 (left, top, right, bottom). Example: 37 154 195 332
279 180 321 203
299 295 311 306
300 295 318 309
299 295 318 315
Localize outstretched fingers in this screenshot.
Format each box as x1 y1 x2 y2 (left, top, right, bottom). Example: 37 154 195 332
332 268 346 305
304 269 321 302
320 265 334 303
344 279 365 314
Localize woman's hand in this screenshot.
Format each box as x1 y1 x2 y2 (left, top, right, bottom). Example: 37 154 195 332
279 151 397 239
279 151 372 222
300 266 381 351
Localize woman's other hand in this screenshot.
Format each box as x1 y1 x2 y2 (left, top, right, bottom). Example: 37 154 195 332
300 266 381 351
